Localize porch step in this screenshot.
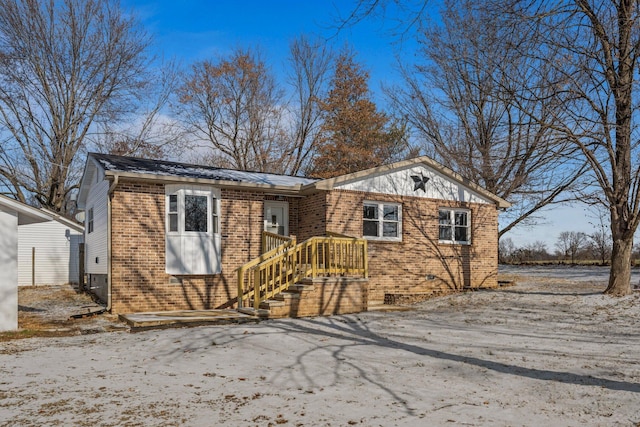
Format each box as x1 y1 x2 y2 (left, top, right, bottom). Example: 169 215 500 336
274 291 301 301
257 277 368 319
290 282 315 292
259 298 285 309
258 286 308 318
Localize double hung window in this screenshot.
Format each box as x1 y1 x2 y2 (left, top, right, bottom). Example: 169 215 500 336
363 201 402 241
439 209 470 244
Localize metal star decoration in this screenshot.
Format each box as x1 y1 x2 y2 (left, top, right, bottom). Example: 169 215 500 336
410 173 430 192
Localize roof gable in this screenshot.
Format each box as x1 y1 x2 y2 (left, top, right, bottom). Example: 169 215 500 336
309 157 510 208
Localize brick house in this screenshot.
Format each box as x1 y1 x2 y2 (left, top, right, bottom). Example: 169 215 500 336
77 153 509 316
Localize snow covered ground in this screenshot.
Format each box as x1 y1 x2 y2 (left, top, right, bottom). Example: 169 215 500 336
1 268 639 426
500 263 640 283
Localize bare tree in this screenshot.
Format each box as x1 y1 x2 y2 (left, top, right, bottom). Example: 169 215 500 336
0 0 154 213
92 61 186 160
587 206 612 265
176 47 288 172
282 36 334 175
498 236 516 263
504 0 640 295
514 240 549 263
332 0 427 40
386 0 585 239
555 231 589 264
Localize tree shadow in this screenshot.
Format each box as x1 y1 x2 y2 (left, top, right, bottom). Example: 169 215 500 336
18 305 46 312
144 306 639 419
269 316 640 399
501 289 605 297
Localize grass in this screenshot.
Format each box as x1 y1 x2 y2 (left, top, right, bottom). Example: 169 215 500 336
502 259 640 266
502 260 612 266
0 329 78 343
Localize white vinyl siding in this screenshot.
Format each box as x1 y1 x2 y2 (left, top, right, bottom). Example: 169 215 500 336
17 221 84 285
335 165 493 205
0 209 18 331
85 177 109 275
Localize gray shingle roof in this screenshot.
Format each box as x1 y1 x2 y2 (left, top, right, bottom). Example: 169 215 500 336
90 153 317 187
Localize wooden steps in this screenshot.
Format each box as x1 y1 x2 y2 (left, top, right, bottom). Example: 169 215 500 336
240 279 368 319
258 283 314 318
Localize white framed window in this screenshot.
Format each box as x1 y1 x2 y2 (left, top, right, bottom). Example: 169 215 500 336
166 187 220 235
165 184 222 275
211 195 219 234
439 208 470 244
168 195 178 232
363 201 402 241
87 207 94 234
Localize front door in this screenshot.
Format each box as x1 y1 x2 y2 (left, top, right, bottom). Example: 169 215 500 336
264 201 288 236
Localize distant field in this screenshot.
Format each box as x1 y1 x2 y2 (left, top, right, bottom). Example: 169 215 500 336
501 259 633 266
499 263 640 284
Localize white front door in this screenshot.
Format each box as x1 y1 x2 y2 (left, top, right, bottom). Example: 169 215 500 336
264 201 288 236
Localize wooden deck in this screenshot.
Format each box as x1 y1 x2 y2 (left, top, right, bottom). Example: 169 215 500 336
119 309 260 332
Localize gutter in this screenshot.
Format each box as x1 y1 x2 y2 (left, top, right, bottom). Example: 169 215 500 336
106 174 119 312
103 170 308 196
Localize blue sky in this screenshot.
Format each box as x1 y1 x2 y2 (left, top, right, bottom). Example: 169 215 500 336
120 0 593 248
122 0 420 106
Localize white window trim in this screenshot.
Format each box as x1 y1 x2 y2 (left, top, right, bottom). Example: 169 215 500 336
438 208 471 245
166 185 221 236
363 201 402 242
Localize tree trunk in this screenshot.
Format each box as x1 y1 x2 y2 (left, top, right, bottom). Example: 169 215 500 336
606 235 633 296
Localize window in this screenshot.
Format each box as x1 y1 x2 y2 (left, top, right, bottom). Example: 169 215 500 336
166 187 220 234
165 185 222 275
363 202 401 241
185 194 208 232
168 195 178 232
439 209 470 244
88 208 94 234
211 195 219 234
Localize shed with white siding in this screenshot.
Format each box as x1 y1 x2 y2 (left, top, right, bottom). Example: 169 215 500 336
0 195 52 331
17 211 84 286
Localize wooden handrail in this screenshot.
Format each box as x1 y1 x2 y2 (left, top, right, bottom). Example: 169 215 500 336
236 237 295 308
237 234 368 309
326 231 352 238
262 231 292 253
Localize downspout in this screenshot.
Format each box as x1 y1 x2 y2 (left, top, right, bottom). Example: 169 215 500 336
106 175 119 311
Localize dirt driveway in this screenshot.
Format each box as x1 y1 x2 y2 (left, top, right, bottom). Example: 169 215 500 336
0 285 124 342
0 268 639 426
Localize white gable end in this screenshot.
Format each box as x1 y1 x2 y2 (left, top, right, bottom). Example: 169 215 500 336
334 164 493 204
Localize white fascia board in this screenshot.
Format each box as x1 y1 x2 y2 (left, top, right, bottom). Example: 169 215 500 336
0 195 51 225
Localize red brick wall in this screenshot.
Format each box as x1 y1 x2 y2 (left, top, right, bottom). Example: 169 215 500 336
325 190 499 305
110 181 302 313
267 278 368 318
109 180 499 313
297 191 327 241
